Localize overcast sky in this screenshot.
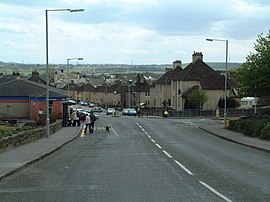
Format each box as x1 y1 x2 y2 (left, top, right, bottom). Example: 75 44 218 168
0 0 269 65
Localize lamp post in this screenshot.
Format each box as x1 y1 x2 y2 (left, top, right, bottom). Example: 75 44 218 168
67 57 83 98
206 38 228 128
46 8 84 138
127 80 132 108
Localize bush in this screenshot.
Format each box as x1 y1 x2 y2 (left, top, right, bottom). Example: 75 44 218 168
229 120 242 133
260 123 270 140
229 119 267 137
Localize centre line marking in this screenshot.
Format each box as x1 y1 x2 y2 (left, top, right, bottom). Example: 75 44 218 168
163 150 172 158
199 181 233 202
156 143 162 149
151 139 156 143
174 160 193 176
148 135 151 139
144 131 148 135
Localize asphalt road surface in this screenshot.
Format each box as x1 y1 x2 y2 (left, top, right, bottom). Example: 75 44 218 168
0 114 269 202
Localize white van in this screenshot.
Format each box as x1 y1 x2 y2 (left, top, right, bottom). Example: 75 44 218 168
240 97 258 109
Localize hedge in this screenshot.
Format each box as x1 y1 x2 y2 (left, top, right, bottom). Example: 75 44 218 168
229 119 270 139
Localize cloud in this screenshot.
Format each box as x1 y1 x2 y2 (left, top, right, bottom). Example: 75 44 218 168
0 0 269 64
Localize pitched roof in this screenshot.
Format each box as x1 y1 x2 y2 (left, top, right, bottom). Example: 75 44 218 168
156 66 182 84
134 80 150 92
0 78 66 98
172 59 226 90
0 75 20 84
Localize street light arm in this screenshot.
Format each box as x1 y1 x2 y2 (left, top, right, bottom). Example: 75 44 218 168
46 8 85 12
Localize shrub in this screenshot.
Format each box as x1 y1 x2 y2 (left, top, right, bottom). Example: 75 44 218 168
242 120 266 137
229 120 242 133
260 123 270 140
229 119 267 137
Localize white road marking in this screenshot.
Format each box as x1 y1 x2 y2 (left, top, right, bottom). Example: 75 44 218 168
151 139 156 143
144 131 148 135
148 135 151 139
80 125 86 137
199 181 233 202
174 160 193 176
163 150 172 158
155 143 162 149
111 126 118 136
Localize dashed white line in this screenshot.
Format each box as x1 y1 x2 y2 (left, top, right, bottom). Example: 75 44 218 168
162 150 172 158
199 181 233 202
174 160 193 176
144 131 148 135
155 143 162 149
148 135 151 139
151 139 156 143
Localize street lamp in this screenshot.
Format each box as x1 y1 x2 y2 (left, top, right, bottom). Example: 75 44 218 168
67 57 83 97
206 38 228 128
127 80 133 108
46 8 84 138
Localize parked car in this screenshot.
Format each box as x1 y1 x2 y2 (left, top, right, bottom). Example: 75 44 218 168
106 108 116 115
127 108 137 116
91 107 103 113
122 108 129 115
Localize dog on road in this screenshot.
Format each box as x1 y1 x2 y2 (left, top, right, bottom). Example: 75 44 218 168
105 125 111 133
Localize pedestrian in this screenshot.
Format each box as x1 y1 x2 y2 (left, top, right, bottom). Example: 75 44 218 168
71 110 77 127
84 114 91 134
76 110 80 126
89 111 96 134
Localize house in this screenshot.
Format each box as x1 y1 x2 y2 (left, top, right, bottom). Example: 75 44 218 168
77 82 96 102
150 60 182 108
0 78 67 120
0 72 20 84
134 74 150 107
63 80 79 101
28 70 46 85
170 52 229 110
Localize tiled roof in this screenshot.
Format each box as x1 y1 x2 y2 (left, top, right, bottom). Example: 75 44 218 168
0 78 66 98
172 59 227 90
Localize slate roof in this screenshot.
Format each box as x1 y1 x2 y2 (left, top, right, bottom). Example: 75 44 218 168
0 78 66 98
0 75 20 84
172 59 227 90
134 80 150 92
156 66 182 85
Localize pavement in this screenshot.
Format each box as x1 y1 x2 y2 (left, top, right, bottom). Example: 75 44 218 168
0 117 269 182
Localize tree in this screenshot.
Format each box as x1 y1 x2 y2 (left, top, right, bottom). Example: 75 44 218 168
237 31 270 98
185 88 208 109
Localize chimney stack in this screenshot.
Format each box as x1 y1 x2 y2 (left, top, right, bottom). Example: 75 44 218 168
192 51 203 63
173 60 182 69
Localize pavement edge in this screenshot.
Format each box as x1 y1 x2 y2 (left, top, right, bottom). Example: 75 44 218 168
0 126 84 181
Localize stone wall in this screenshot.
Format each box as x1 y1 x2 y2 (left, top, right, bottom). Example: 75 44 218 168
0 120 62 152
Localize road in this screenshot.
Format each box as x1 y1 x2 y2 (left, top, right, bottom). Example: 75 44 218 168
0 114 269 202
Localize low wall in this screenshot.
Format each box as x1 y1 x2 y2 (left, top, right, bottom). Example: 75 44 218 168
0 120 62 152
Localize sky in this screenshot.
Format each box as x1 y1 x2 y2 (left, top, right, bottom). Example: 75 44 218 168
0 0 269 65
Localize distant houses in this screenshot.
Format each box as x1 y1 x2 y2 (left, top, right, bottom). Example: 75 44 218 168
0 51 236 120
